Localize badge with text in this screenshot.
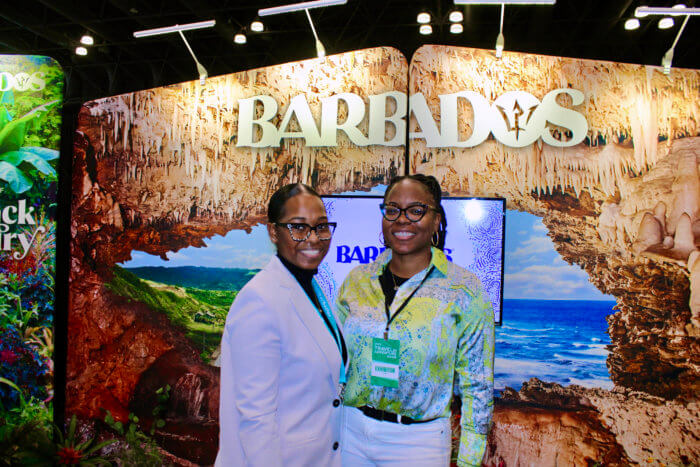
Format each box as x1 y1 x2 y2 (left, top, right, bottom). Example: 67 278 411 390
371 338 400 388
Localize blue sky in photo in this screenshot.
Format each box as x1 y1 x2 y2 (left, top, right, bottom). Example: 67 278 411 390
121 185 387 269
503 210 613 301
123 223 275 269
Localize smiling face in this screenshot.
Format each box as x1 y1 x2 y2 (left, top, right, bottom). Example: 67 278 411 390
268 192 330 270
382 179 441 261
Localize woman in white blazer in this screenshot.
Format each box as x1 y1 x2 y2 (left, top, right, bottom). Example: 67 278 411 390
216 183 347 467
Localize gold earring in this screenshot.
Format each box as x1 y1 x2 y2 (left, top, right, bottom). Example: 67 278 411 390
431 232 439 247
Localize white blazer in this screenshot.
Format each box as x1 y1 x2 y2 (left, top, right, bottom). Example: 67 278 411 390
216 256 344 467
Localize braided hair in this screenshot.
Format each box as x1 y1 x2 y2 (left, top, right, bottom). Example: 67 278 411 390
384 174 447 250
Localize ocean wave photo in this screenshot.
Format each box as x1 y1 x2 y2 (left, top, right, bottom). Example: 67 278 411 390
495 299 615 392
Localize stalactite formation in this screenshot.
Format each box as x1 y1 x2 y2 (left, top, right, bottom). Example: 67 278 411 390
411 46 700 403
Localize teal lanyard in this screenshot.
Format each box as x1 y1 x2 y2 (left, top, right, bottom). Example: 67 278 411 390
311 279 347 385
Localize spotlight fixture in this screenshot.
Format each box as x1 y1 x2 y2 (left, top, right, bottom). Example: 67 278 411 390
75 46 87 56
449 10 464 22
417 12 431 24
234 33 247 44
495 32 504 58
495 3 505 58
304 9 326 58
659 14 690 75
315 39 326 58
80 34 94 45
662 48 673 74
450 23 464 34
658 17 675 29
419 24 433 35
251 20 264 32
624 18 640 30
257 1 345 60
175 30 208 84
133 21 214 85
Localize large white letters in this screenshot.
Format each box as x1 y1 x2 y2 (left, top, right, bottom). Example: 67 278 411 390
439 91 492 148
235 88 588 149
408 94 442 147
236 96 279 147
275 95 323 146
368 91 407 146
539 89 588 147
320 93 369 146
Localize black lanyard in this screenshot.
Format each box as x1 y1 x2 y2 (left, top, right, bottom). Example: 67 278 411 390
383 265 435 339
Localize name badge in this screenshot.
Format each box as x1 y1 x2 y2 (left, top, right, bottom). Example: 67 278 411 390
371 338 400 388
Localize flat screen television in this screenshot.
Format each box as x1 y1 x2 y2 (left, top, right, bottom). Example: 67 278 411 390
318 195 505 325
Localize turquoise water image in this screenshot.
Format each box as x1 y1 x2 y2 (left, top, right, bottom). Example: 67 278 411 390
496 299 614 392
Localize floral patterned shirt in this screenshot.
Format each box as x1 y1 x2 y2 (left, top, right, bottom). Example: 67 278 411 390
336 248 495 466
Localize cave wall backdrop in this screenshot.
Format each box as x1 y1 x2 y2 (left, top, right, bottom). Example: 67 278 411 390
412 45 699 466
68 44 699 465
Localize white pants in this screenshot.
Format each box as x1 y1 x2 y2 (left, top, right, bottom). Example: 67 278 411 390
341 406 451 466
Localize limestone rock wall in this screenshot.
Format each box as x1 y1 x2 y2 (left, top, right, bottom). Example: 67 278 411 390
488 379 699 466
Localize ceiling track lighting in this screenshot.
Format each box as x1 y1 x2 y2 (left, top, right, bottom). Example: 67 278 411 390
234 32 247 44
80 34 94 46
133 20 215 85
450 23 464 34
75 46 87 56
257 0 347 59
635 6 700 17
636 6 650 18
455 0 555 4
133 20 216 38
629 6 695 75
258 0 347 16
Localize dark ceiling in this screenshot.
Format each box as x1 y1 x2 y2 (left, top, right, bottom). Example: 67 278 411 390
1 0 698 105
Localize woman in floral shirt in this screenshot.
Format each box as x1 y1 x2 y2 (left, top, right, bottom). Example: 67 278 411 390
336 174 494 466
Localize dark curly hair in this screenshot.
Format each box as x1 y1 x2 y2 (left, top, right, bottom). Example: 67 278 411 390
384 174 447 250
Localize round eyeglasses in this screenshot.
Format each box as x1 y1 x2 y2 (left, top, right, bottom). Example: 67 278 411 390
379 203 438 222
275 222 337 242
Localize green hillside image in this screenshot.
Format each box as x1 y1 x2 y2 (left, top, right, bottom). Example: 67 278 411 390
125 266 259 291
106 266 258 364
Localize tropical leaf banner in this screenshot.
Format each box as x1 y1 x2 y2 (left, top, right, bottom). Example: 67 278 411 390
0 55 62 462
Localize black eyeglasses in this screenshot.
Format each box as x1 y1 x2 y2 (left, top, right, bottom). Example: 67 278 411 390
275 222 337 242
379 203 438 222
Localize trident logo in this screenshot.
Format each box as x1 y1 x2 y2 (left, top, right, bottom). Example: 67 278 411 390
496 99 538 141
